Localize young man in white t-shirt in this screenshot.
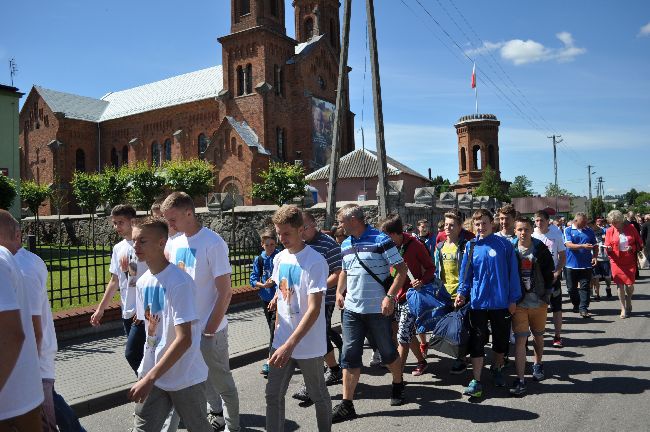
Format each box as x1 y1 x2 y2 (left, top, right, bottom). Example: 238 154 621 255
0 210 43 430
129 217 211 432
161 192 240 432
266 205 331 431
533 210 567 348
91 204 148 374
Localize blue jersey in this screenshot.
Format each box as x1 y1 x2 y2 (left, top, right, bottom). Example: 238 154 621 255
564 225 596 269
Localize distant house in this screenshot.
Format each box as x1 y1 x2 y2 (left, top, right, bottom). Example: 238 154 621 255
512 196 588 218
305 148 431 203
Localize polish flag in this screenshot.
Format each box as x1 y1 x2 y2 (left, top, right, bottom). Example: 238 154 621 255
471 63 476 89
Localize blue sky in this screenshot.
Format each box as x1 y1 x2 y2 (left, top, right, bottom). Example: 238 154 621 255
2 0 649 196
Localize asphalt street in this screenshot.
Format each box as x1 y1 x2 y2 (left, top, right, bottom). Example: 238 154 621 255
81 272 650 432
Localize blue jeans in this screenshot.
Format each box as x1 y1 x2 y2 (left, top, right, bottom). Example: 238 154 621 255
53 388 86 432
340 309 398 369
123 318 146 375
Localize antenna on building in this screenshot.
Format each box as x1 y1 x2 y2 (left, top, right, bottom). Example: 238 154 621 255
9 58 18 86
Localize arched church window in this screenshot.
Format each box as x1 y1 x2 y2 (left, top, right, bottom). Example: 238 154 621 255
198 133 209 159
231 137 237 154
110 147 119 168
472 145 481 170
240 0 250 16
305 17 314 39
152 141 161 167
164 139 172 161
75 149 86 172
245 64 253 94
461 148 467 171
236 66 244 96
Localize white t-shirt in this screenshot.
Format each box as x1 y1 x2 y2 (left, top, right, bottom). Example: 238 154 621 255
164 232 182 261
619 233 629 251
533 227 567 270
271 245 327 359
109 239 148 319
15 248 58 380
135 264 208 392
0 246 43 420
168 227 232 331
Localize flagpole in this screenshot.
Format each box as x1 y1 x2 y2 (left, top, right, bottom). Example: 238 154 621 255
475 85 478 114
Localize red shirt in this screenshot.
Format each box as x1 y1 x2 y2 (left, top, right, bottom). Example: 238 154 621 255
395 233 436 303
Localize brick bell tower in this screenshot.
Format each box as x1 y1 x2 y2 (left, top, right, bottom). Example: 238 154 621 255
293 0 341 55
451 113 502 193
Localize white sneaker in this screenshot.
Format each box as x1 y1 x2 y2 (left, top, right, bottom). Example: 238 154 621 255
369 350 382 367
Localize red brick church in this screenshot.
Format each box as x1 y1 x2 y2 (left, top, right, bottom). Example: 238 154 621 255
19 0 355 214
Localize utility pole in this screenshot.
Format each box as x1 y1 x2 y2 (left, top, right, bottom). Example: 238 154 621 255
587 165 594 219
596 176 605 199
547 134 562 213
366 0 389 219
325 0 352 228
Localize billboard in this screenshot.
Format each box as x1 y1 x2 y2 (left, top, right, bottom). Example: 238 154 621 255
311 97 335 169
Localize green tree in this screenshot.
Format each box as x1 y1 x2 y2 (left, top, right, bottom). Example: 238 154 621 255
545 183 573 197
163 159 215 198
473 166 509 202
590 197 607 218
125 162 166 211
100 165 131 209
21 180 51 237
0 175 17 210
508 175 535 198
71 171 104 240
633 192 650 214
624 188 639 206
430 175 451 193
251 162 307 206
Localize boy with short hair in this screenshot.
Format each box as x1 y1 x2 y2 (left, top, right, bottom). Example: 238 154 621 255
434 212 470 374
250 230 280 377
161 192 240 432
510 217 555 396
455 209 521 398
129 217 211 432
265 205 331 431
496 204 517 240
91 204 147 374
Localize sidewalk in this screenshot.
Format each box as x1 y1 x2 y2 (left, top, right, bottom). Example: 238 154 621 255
57 305 342 417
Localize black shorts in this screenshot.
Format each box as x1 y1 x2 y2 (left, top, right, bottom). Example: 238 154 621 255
592 260 611 280
467 308 511 358
548 278 562 313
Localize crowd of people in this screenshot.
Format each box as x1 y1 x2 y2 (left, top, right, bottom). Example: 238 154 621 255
1 197 649 431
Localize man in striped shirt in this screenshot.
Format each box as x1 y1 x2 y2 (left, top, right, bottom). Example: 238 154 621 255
332 204 408 424
292 211 343 403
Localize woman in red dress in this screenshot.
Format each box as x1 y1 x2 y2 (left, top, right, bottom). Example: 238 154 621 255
605 210 643 318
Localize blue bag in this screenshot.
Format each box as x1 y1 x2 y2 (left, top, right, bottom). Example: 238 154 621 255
406 279 453 334
429 304 470 358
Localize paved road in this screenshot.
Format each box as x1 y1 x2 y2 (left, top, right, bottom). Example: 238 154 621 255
81 272 650 431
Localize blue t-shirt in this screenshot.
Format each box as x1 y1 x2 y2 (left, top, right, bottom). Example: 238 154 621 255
564 225 596 269
341 225 404 314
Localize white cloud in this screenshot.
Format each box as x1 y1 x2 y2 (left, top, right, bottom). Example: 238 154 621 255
464 32 586 65
639 22 650 37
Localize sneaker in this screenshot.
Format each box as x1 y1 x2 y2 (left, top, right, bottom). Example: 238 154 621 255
450 359 467 375
369 350 382 367
292 385 311 402
580 311 592 319
509 378 527 396
532 363 545 381
411 361 428 376
552 337 564 348
261 363 269 377
390 382 405 406
332 401 357 424
207 411 226 431
463 379 483 398
419 342 429 358
491 365 506 387
324 367 342 386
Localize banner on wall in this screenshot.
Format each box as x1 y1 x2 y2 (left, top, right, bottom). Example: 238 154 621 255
311 97 335 169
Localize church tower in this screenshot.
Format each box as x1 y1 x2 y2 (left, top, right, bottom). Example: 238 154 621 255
293 0 341 55
230 0 286 35
452 113 502 193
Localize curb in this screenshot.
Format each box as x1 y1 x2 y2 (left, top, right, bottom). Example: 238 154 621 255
71 343 270 418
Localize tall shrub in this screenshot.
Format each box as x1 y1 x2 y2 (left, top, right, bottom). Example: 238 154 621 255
125 162 166 211
163 159 215 199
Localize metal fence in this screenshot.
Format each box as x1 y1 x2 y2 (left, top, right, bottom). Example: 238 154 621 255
28 234 263 311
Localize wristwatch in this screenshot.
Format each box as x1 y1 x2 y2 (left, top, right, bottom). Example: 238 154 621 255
385 294 396 302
